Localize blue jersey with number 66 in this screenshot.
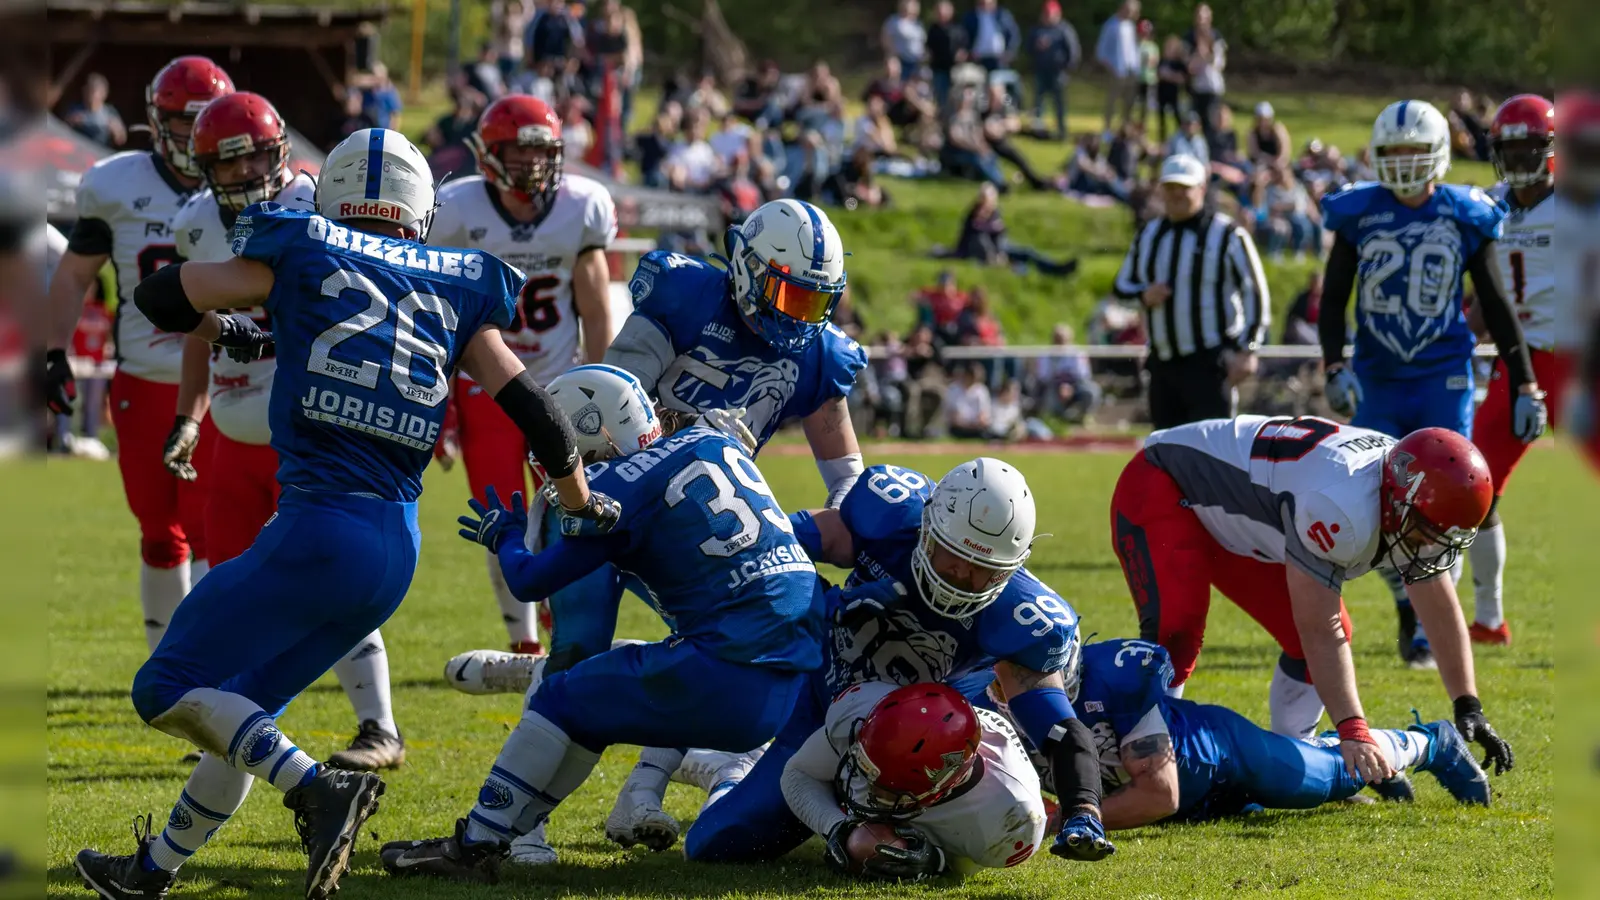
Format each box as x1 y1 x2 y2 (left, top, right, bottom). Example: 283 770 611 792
231 203 522 501
825 464 1080 692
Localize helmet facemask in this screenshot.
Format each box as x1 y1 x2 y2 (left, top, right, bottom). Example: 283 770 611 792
909 507 1029 619
151 109 204 178
1374 141 1449 196
474 136 563 210
198 140 290 213
834 720 973 822
1490 135 1553 188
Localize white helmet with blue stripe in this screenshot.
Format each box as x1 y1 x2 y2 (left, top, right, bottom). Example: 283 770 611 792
545 364 663 462
1371 99 1451 196
725 198 847 353
316 127 437 241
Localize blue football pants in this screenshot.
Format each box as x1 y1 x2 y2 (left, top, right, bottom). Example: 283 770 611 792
1351 373 1475 439
1181 704 1363 817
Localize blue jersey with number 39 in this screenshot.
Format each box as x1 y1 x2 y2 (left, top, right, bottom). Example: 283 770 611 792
1320 182 1505 381
826 464 1080 692
231 203 521 501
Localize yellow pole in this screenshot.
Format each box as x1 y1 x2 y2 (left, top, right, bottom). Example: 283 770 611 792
408 0 426 104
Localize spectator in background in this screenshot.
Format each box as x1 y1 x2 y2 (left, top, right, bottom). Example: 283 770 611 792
1208 103 1249 188
685 72 730 120
425 85 485 176
636 107 678 188
1246 101 1291 167
1034 323 1102 423
1184 3 1226 144
882 0 927 75
1295 138 1348 196
357 63 404 131
916 269 969 342
516 58 560 102
1154 35 1188 142
733 60 784 126
926 0 967 109
1027 0 1080 140
467 42 507 101
1348 146 1377 182
988 379 1025 440
956 285 1004 349
903 324 947 438
964 0 1020 72
491 0 527 80
1449 89 1492 161
983 82 1051 189
332 88 377 148
1095 0 1141 132
868 330 910 437
527 0 579 70
716 149 768 224
558 94 593 162
945 363 993 438
64 74 125 148
829 145 890 208
1255 162 1319 260
1282 270 1322 345
1167 110 1209 167
940 86 1007 189
711 109 754 165
853 94 899 158
941 182 1080 276
667 108 720 191
1136 19 1159 128
588 0 643 130
1067 131 1130 202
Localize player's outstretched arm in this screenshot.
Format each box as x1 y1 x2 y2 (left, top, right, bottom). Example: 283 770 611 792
133 260 277 362
1405 576 1514 773
802 398 864 509
1100 734 1180 830
572 248 614 363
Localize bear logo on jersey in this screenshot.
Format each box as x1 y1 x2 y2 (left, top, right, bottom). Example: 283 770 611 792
829 607 959 686
478 779 514 810
665 354 800 441
1356 217 1466 362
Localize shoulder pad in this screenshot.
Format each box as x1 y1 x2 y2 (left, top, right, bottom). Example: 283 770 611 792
839 464 931 543
1319 182 1379 232
1289 489 1362 568
983 570 1080 673
1438 183 1507 241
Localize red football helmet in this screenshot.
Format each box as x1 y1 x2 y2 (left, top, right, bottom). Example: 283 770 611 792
469 95 564 209
1489 94 1554 189
191 92 290 213
1558 91 1600 194
838 684 982 820
1379 428 1494 583
147 56 234 178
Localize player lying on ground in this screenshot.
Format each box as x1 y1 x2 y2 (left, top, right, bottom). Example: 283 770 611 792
73 128 615 900
382 365 824 883
782 681 1046 881
1110 415 1515 786
1030 638 1492 826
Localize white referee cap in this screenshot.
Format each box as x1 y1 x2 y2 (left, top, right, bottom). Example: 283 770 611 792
1158 154 1208 187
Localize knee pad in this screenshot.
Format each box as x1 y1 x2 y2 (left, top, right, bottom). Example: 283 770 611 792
130 659 178 726
141 536 190 569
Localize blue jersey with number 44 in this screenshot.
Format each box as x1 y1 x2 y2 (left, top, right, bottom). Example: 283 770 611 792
824 464 1080 691
1320 182 1504 382
232 203 521 501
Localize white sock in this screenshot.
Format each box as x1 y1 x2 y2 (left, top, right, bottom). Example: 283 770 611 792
147 753 254 872
140 562 191 652
188 558 209 587
1268 662 1324 739
331 630 397 737
148 687 317 792
1167 681 1185 699
673 749 727 791
489 550 539 647
631 747 684 799
703 749 762 812
465 710 574 845
1371 728 1431 772
1469 523 1506 628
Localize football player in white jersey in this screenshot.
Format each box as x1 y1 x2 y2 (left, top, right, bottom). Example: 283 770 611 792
161 92 406 771
42 56 234 651
1466 95 1559 647
1108 416 1516 786
781 682 1045 880
429 94 617 656
1559 92 1600 471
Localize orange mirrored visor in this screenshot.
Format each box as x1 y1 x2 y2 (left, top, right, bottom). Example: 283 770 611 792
759 261 842 324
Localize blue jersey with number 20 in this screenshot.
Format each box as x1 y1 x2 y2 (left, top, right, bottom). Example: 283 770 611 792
1320 181 1504 381
825 464 1080 692
231 203 521 501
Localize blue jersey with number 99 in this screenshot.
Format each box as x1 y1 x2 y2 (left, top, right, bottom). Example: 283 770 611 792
232 203 521 501
1320 182 1504 382
826 464 1080 692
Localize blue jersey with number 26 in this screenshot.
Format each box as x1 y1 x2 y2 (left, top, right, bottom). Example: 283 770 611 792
1320 181 1504 381
231 203 521 501
825 464 1080 692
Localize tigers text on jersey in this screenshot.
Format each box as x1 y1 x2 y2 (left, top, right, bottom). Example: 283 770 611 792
230 202 521 500
567 427 824 670
173 175 317 444
1490 184 1555 350
1142 415 1392 590
429 174 616 384
821 680 1045 871
616 250 866 449
67 151 198 382
1321 181 1504 380
828 464 1080 690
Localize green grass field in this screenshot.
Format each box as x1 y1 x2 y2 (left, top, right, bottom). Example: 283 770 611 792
36 442 1568 899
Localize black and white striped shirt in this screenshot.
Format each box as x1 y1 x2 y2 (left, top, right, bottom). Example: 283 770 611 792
1112 210 1270 362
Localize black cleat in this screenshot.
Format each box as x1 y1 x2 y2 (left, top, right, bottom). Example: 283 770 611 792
381 818 505 884
75 815 176 899
283 766 385 900
326 720 406 771
1370 773 1416 802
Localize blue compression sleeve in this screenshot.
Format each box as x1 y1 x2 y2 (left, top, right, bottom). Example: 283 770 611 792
1009 686 1076 749
789 510 824 560
496 533 617 602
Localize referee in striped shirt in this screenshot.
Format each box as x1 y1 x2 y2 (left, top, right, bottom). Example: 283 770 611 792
1113 154 1271 428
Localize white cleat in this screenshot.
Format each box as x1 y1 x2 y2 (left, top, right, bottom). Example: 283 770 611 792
604 788 681 852
506 820 559 867
444 650 544 695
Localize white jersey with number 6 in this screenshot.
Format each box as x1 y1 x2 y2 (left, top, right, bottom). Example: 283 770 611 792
171 174 317 444
429 173 617 385
1490 185 1555 351
1141 415 1394 591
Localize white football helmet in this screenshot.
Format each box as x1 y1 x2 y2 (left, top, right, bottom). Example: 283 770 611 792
545 364 662 463
1371 100 1451 196
316 128 437 240
725 198 847 353
911 458 1036 619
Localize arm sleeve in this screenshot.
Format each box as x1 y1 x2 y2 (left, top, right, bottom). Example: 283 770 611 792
1225 224 1270 349
495 370 582 479
1318 233 1359 367
1467 242 1536 390
780 730 850 838
603 314 675 393
66 170 114 256
496 528 620 601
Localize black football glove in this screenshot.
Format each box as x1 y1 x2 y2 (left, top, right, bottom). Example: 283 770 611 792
822 820 858 876
213 313 274 363
42 348 77 415
1455 695 1515 775
556 489 622 537
862 826 948 882
162 416 202 482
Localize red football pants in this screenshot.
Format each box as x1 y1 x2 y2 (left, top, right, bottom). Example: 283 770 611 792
457 378 537 505
1474 349 1573 495
204 432 281 565
1109 453 1353 686
110 371 211 568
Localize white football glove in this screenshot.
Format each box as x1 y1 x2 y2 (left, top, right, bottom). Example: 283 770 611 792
1324 366 1363 418
700 406 758 455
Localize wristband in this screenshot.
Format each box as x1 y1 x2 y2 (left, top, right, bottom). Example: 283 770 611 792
1336 716 1375 745
1452 695 1483 719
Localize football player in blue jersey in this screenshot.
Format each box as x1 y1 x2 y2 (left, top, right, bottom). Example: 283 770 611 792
652 460 1111 870
380 364 825 883
1046 638 1491 828
1317 99 1546 667
73 129 618 900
